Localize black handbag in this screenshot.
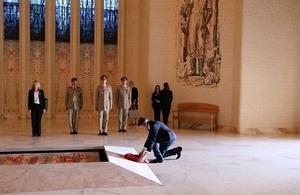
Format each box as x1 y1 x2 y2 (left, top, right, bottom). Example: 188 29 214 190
45 98 48 110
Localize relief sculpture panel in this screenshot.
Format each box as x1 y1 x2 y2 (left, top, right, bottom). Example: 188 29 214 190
176 0 221 87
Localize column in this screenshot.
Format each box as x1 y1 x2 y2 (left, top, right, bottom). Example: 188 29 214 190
70 0 80 78
94 0 104 88
117 0 125 79
19 0 30 119
0 2 3 118
44 0 56 118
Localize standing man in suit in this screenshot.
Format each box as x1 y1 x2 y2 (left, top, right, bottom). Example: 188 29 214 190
65 77 83 134
28 80 47 137
95 75 112 136
116 76 131 132
129 80 138 126
160 82 173 126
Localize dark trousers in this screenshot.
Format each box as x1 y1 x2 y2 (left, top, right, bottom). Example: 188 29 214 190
163 147 180 158
31 104 43 136
153 105 161 121
152 139 175 160
161 105 171 126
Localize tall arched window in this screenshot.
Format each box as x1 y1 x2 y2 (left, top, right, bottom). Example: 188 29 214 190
3 0 19 40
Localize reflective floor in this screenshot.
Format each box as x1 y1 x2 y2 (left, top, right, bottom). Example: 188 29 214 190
0 118 300 195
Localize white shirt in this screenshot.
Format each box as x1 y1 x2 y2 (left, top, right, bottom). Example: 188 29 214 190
34 91 40 104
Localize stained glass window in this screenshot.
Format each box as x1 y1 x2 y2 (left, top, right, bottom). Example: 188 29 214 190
80 0 94 43
30 0 46 41
56 0 71 42
104 0 118 44
4 0 19 40
3 0 118 43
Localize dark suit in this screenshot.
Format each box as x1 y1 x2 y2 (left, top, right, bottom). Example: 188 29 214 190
144 120 177 161
28 89 46 136
160 89 173 126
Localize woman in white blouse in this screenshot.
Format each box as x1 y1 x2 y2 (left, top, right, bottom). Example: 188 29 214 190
28 80 46 137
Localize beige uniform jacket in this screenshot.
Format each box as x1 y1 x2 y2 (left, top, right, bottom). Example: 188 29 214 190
115 85 131 109
95 85 113 111
65 86 83 109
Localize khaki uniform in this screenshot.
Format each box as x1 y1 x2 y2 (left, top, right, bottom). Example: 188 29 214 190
65 86 83 133
115 85 131 130
95 85 112 133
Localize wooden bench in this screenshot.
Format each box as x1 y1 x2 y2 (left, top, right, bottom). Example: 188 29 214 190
172 102 219 131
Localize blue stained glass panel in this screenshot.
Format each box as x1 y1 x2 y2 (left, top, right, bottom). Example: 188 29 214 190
80 0 95 43
4 0 20 40
30 0 46 41
104 0 118 44
56 0 71 42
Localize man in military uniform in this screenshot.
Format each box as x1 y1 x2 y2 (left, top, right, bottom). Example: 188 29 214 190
95 75 112 136
65 77 83 134
115 76 131 132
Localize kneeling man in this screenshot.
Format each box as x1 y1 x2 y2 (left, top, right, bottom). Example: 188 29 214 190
138 117 182 163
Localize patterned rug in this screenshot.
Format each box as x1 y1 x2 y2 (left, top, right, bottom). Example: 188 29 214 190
0 149 107 165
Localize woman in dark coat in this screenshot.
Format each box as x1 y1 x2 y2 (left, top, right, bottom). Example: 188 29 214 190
129 80 138 125
28 80 46 137
151 85 161 121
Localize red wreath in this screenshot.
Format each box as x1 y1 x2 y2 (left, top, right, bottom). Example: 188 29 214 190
124 153 148 164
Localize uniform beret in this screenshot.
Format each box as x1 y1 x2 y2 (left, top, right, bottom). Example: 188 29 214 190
120 76 128 81
71 77 77 82
100 75 107 80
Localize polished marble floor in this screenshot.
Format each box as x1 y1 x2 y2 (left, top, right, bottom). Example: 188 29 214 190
0 118 300 195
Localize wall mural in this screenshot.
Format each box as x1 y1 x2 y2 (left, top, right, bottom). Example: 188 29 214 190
176 0 221 87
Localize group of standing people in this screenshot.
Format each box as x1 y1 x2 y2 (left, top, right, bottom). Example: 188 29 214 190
151 82 173 126
95 76 139 135
28 76 138 137
28 78 175 136
66 76 139 136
